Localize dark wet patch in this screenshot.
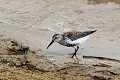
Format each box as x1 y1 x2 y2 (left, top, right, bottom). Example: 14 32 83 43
0 35 4 37
95 70 118 76
0 56 49 72
7 40 29 55
88 0 120 4
91 75 112 80
83 55 120 63
108 39 114 42
92 63 112 67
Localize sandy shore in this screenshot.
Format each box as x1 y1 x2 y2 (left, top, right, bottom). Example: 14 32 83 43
0 0 120 80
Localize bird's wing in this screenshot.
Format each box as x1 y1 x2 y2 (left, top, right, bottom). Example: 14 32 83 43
62 30 97 41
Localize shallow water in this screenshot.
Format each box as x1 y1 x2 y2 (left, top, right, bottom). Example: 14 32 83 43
88 0 120 4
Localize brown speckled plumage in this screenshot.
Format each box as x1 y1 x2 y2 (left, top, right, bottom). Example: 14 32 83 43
62 30 97 41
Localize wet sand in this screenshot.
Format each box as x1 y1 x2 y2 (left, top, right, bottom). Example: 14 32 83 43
0 0 120 80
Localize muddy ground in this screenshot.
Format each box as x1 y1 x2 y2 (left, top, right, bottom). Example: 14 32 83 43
0 36 120 80
0 0 120 80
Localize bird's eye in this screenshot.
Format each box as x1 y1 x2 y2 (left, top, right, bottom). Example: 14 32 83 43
55 37 57 38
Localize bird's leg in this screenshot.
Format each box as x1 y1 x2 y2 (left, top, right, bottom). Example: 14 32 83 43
72 57 77 62
71 46 79 62
75 46 79 60
71 47 76 58
71 47 77 62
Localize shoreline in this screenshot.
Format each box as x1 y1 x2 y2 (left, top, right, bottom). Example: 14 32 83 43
0 0 120 79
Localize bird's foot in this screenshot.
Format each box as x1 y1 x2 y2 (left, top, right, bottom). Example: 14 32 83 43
71 57 76 62
75 60 79 64
71 57 80 64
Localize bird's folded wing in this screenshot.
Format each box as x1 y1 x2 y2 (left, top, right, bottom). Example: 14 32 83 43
63 32 87 41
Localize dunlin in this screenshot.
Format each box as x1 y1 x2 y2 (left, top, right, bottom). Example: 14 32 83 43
47 30 97 62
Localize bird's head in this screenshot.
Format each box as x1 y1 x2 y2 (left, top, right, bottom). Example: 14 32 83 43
47 34 61 49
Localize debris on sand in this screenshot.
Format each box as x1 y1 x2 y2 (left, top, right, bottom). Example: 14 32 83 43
83 55 120 63
92 63 112 67
91 75 111 80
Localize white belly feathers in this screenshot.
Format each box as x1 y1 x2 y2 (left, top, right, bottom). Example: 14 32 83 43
66 35 90 46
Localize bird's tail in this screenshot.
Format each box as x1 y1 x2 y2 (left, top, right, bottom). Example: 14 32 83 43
89 30 97 34
83 30 97 37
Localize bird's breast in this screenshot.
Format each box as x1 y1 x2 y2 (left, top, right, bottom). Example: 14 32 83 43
58 39 76 47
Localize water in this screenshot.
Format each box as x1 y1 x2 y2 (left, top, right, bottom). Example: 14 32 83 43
88 0 120 4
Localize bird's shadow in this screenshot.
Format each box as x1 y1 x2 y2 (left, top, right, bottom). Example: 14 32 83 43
68 53 80 55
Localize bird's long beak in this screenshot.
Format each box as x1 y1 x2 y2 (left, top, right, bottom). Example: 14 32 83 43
47 40 54 49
